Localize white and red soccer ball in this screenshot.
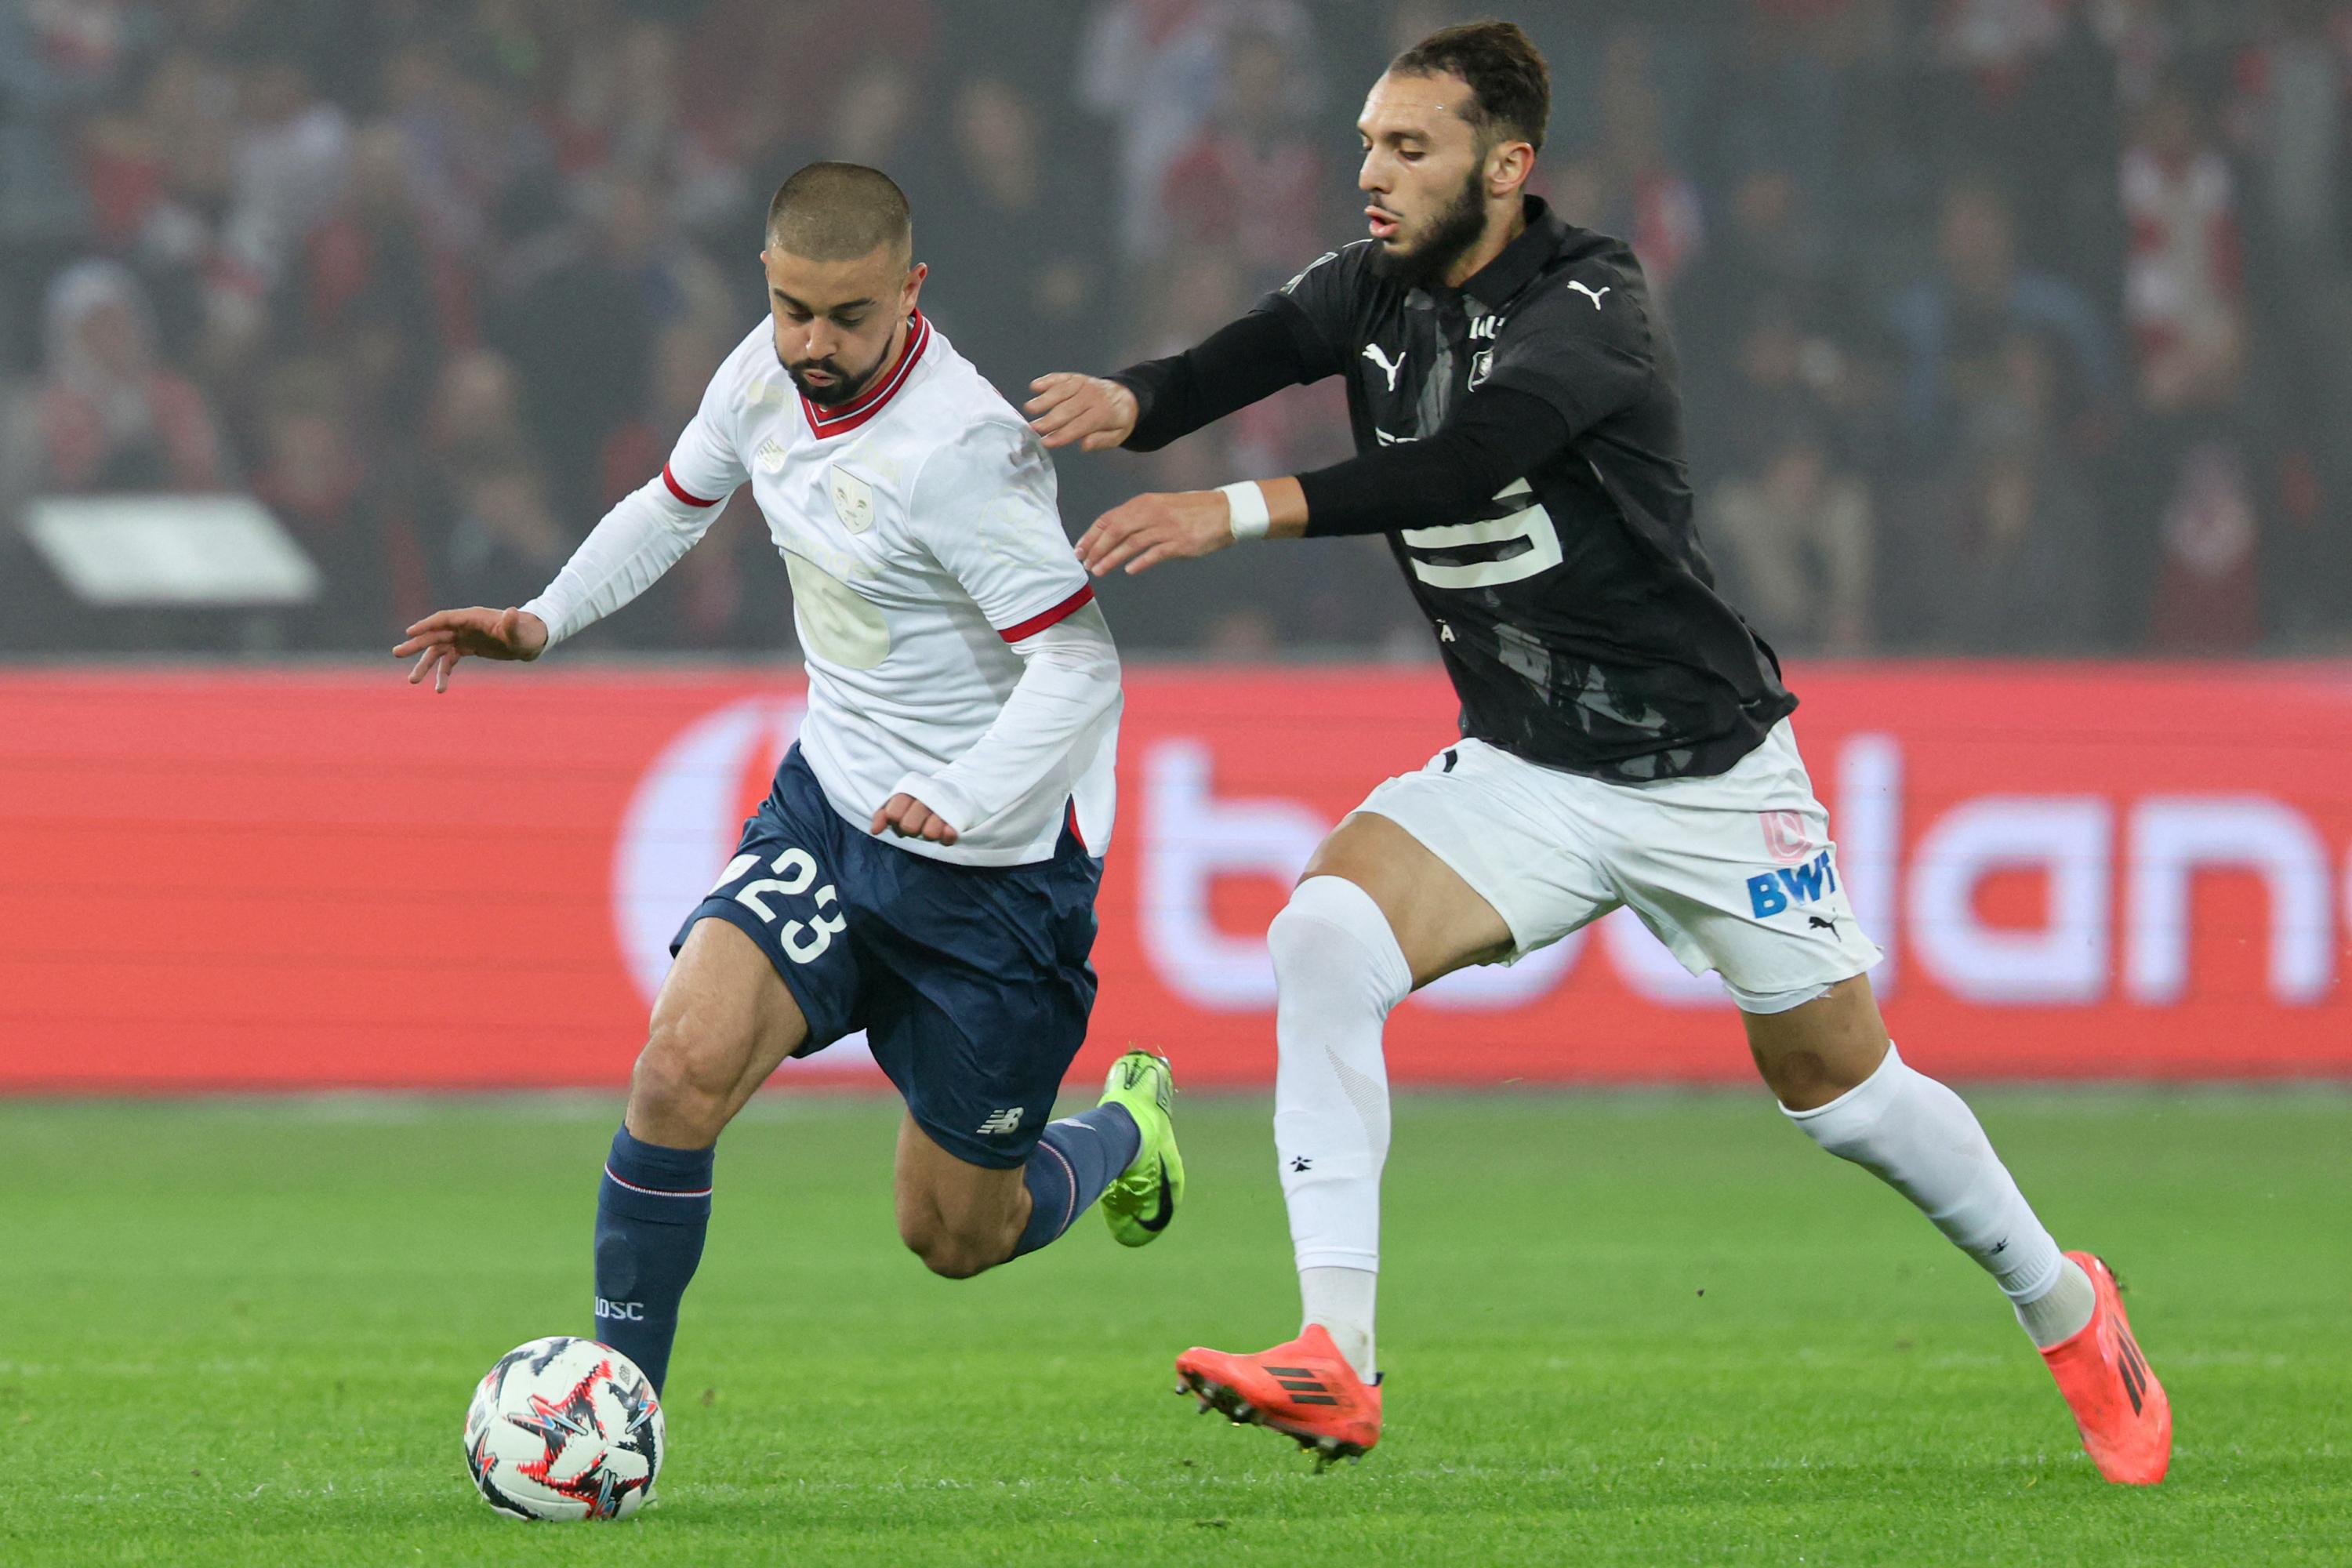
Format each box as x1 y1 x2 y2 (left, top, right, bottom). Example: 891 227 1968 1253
464 1336 664 1521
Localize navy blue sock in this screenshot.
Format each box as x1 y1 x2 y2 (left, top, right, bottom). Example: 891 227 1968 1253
592 1127 714 1394
1013 1104 1141 1257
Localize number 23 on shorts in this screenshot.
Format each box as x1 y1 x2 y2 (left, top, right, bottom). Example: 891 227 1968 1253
706 847 847 964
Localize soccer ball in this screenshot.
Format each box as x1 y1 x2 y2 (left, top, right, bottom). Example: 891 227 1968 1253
463 1336 663 1521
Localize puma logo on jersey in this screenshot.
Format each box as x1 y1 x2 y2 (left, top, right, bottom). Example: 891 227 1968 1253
1567 280 1612 310
1361 341 1407 391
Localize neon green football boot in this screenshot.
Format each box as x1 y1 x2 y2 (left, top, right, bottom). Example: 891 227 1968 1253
1097 1049 1183 1247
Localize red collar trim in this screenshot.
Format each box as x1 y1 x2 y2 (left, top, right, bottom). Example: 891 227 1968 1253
800 310 931 438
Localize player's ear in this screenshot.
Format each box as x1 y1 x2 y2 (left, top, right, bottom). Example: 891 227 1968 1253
902 260 928 311
1487 139 1535 199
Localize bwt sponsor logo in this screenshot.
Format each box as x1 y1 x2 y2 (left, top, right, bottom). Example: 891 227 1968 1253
1138 735 2343 1011
1748 851 1838 918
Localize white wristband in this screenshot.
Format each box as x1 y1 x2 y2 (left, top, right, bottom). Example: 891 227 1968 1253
1218 480 1272 541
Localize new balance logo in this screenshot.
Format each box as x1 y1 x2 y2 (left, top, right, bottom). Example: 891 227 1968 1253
1361 342 1407 391
976 1108 1025 1136
1567 280 1612 310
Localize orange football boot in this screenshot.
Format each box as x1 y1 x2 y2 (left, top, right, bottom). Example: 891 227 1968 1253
2039 1251 2171 1484
1174 1323 1381 1467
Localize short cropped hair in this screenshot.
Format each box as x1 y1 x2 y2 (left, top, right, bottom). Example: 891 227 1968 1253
764 162 913 263
1390 20 1551 155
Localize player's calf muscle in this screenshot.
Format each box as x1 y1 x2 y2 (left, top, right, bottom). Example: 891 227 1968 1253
895 1202 1019 1279
892 1120 1029 1277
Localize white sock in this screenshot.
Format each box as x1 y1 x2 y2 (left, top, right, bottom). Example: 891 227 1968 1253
2014 1256 2096 1348
1300 1266 1380 1381
1784 1043 2087 1344
1269 876 1410 1383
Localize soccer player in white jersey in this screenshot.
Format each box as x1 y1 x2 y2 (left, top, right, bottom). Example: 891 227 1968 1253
1030 22 2168 1482
394 164 1184 1399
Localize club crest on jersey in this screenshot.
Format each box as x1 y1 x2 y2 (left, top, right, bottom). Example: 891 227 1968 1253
1467 348 1494 390
755 437 786 474
828 465 875 533
1759 809 1813 865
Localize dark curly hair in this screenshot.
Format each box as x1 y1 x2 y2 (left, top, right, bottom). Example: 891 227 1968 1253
1389 20 1552 155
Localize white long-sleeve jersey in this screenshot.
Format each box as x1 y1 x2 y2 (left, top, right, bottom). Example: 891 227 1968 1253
522 310 1120 866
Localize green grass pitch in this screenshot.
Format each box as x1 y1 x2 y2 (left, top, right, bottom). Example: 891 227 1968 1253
7 1090 2347 1566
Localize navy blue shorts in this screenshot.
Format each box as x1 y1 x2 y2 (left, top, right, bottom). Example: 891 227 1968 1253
672 746 1102 1169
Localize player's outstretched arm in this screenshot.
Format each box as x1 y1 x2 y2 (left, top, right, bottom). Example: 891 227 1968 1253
1030 308 1321 454
1025 375 1138 452
1076 479 1308 577
392 607 547 694
1079 386 1576 579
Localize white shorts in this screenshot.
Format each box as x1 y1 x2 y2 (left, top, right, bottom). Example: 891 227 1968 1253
1356 720 1882 1013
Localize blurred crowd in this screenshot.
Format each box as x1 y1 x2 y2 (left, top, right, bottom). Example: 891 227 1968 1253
3 0 2350 659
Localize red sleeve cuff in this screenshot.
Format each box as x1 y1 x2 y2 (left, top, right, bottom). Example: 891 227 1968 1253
662 463 720 507
997 584 1094 642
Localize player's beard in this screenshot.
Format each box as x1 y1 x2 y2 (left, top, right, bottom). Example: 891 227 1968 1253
781 336 895 407
1371 162 1490 289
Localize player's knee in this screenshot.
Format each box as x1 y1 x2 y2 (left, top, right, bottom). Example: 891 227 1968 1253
1267 883 1396 1015
1751 1043 1838 1112
1266 895 1344 989
628 1020 742 1140
1744 981 1889 1112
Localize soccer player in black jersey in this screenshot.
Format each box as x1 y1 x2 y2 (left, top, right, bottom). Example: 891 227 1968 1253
1027 20 2168 1483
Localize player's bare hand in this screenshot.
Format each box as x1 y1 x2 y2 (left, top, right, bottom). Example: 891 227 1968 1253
870 793 960 846
1076 491 1234 577
1025 373 1137 452
392 606 547 693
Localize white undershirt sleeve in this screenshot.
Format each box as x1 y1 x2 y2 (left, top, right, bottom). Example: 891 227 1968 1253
887 602 1121 837
522 340 750 647
518 477 726 647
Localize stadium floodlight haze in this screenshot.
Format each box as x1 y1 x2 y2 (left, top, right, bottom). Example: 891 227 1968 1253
1 5 2345 1563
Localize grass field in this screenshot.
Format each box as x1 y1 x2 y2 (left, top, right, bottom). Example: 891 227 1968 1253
6 1090 2347 1566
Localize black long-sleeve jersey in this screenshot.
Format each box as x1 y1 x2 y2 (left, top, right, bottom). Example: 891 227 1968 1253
1112 197 1796 784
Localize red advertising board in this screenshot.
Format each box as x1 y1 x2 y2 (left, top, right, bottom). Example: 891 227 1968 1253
2 664 2349 1090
